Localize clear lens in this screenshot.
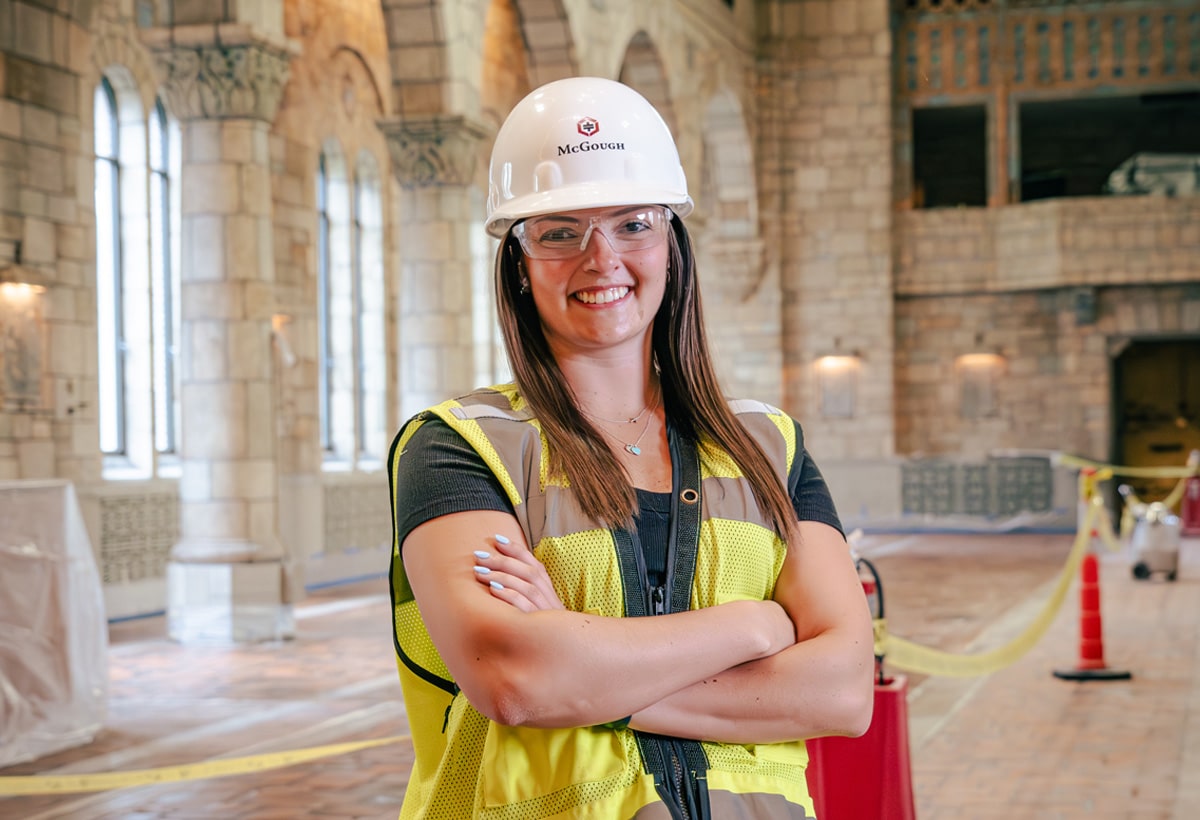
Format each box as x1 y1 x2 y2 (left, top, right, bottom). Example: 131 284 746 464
514 207 671 260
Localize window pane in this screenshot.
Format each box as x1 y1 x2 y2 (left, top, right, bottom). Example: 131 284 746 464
316 156 333 451
149 101 165 172
94 82 116 158
150 97 175 453
354 162 386 462
95 158 123 454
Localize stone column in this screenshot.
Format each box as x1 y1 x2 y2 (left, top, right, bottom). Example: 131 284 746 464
148 27 295 643
381 115 490 418
763 0 896 460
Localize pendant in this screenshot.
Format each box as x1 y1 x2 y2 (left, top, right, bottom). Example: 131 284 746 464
625 444 641 456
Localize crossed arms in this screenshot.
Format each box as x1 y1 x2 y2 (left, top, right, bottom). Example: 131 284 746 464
401 512 874 745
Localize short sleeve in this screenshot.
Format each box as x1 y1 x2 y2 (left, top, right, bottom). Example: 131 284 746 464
786 418 844 537
393 417 514 551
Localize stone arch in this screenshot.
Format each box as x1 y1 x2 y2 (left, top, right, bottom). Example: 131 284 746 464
481 0 533 132
511 0 576 88
689 87 777 405
617 31 677 139
383 0 575 120
697 87 764 301
331 46 386 120
91 17 162 116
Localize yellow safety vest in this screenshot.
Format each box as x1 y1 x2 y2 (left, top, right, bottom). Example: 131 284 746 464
389 385 815 820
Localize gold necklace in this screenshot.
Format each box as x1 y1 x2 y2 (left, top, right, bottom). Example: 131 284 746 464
582 392 660 456
581 401 652 425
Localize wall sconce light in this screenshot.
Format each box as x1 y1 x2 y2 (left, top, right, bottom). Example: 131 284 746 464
815 342 862 419
955 335 1005 419
271 313 297 368
0 243 49 411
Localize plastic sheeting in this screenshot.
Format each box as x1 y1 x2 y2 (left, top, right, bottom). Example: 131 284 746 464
0 480 107 767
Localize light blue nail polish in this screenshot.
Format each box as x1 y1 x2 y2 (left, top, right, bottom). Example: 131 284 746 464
490 580 505 590
473 565 490 575
494 534 511 545
473 550 491 560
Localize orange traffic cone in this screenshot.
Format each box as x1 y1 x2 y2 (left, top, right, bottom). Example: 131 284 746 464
1053 554 1131 681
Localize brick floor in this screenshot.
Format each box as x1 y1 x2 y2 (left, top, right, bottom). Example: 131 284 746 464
1 536 1196 819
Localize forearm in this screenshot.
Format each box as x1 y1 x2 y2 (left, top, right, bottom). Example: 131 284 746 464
455 598 789 728
628 627 874 744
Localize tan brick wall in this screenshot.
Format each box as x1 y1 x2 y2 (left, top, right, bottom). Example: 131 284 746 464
897 284 1200 459
898 197 1200 295
759 0 896 460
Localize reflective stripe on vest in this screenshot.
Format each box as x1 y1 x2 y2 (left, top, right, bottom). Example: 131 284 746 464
389 385 814 820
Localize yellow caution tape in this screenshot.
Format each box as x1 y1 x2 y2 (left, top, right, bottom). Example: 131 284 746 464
875 501 1104 678
0 735 408 796
1057 453 1200 480
1062 452 1198 542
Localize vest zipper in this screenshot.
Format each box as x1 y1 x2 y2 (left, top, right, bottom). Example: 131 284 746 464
651 584 667 616
646 579 707 818
625 425 711 820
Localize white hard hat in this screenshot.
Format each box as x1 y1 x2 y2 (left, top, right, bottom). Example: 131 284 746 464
485 77 693 238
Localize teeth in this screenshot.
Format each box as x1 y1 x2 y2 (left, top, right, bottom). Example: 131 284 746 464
574 286 629 305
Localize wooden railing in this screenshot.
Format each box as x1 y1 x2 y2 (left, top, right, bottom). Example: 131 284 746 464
895 0 1200 100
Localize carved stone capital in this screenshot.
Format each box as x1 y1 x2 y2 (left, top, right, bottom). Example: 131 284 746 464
381 115 490 187
153 42 291 122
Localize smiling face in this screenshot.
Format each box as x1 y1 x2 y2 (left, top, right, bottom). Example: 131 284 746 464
517 205 671 359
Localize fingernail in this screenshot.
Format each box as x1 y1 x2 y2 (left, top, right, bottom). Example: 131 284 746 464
490 580 505 590
494 534 511 545
473 550 491 560
473 566 491 575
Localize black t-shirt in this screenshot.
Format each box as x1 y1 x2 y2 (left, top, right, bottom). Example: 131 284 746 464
393 416 843 586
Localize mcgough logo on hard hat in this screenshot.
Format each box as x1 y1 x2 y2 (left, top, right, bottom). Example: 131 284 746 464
556 140 626 156
558 116 623 157
485 76 694 239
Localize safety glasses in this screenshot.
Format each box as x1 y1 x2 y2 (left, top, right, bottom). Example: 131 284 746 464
513 206 671 260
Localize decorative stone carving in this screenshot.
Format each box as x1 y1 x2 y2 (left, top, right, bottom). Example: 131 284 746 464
154 43 291 121
381 115 490 187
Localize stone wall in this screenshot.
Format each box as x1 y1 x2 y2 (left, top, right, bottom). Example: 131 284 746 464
759 0 897 460
896 283 1200 458
897 196 1200 295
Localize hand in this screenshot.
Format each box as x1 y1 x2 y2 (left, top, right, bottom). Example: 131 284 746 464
726 599 795 658
761 599 797 656
472 534 566 613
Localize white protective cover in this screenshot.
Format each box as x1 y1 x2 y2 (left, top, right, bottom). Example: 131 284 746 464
486 76 693 238
0 480 107 766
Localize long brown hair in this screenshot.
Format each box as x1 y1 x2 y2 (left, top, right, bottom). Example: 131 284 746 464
495 217 797 540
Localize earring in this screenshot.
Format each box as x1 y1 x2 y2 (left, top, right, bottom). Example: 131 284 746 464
519 277 530 294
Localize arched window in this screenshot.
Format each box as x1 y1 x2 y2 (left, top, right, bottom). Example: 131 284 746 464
95 78 125 456
353 151 387 463
94 71 172 476
148 97 180 455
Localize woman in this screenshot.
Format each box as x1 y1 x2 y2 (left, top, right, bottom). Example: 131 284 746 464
389 77 873 820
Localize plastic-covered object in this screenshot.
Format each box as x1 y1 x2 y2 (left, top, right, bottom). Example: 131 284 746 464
0 480 107 766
